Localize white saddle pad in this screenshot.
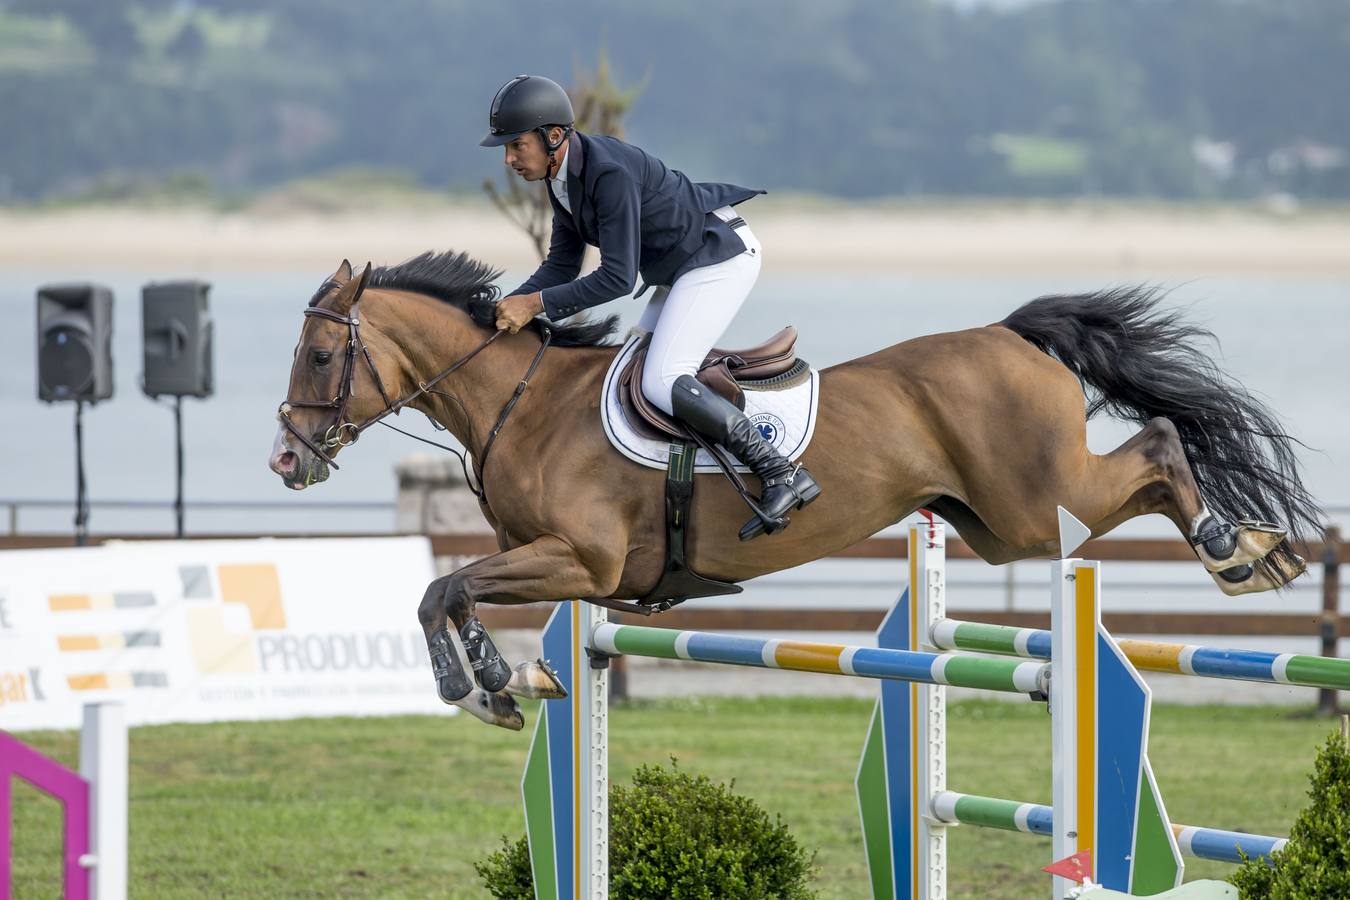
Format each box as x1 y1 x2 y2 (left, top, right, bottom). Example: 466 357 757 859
600 332 821 473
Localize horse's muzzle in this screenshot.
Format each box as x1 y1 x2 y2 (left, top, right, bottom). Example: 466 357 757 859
269 424 330 490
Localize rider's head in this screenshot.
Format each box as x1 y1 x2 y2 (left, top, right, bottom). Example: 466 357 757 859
480 75 574 182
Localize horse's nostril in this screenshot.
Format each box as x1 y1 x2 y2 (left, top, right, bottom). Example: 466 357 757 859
275 451 299 476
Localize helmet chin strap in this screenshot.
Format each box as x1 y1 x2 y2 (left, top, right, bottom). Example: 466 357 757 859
537 125 572 179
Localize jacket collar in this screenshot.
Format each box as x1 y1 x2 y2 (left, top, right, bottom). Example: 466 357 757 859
562 132 586 232
566 131 585 182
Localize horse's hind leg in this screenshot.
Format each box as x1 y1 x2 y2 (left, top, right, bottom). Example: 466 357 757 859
936 417 1205 563
949 418 1294 590
974 417 1299 593
1077 419 1296 587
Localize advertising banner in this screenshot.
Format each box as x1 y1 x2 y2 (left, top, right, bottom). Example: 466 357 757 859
0 537 457 730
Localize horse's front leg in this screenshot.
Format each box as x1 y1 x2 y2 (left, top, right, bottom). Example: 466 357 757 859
417 535 620 705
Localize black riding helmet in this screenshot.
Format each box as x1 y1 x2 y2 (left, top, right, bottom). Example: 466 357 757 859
479 75 574 150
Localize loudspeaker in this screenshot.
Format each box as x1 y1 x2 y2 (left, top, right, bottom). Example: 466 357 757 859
142 280 213 398
37 284 114 404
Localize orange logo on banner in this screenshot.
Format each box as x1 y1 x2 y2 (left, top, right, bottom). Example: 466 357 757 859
186 564 287 675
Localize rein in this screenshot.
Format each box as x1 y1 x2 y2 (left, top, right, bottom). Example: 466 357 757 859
277 288 552 503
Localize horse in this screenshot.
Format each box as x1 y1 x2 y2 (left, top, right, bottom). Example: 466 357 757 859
269 251 1322 730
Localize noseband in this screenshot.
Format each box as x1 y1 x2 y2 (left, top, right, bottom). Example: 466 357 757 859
277 287 549 497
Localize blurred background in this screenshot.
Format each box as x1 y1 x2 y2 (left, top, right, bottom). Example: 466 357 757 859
0 0 1345 605
5 8 1350 897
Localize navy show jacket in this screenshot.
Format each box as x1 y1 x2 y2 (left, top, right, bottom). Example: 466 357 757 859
509 131 764 320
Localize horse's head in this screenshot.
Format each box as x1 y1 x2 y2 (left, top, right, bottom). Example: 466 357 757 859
269 258 391 489
269 248 620 491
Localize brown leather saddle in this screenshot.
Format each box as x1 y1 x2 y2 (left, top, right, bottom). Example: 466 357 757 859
617 326 808 442
578 326 814 618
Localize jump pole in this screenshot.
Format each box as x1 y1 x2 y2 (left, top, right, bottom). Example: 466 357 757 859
858 515 1179 899
1 702 127 900
520 511 1243 899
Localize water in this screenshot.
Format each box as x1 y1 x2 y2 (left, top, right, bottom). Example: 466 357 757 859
2 268 1346 533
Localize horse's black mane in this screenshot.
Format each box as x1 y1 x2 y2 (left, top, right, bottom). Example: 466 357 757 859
310 250 620 348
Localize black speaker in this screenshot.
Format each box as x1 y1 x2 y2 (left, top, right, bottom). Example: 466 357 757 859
142 280 213 398
37 284 114 404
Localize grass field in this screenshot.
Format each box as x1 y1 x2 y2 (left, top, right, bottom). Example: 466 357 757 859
7 697 1334 898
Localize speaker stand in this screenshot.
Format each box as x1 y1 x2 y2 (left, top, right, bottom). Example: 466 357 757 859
73 401 89 547
174 396 185 539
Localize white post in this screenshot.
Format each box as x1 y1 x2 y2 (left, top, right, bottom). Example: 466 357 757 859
1050 506 1094 899
915 523 949 898
79 702 127 900
1050 558 1080 900
584 603 609 900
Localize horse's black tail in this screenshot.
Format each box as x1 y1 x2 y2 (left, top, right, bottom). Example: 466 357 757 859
999 286 1322 578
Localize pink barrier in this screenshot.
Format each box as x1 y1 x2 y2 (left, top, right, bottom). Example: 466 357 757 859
0 731 91 900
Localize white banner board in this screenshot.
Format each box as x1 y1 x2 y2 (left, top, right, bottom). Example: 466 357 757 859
0 537 458 730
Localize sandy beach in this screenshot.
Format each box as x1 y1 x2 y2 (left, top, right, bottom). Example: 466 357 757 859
3 203 1349 275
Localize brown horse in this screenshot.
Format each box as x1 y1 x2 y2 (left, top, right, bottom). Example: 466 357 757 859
269 252 1321 729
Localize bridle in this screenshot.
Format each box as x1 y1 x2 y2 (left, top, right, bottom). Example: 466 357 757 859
276 278 551 501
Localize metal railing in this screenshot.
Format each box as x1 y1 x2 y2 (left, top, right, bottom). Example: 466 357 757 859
2 497 397 535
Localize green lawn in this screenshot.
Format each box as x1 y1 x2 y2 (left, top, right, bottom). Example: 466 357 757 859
7 697 1332 898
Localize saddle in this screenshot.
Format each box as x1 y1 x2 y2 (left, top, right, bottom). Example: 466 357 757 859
618 326 807 441
589 325 814 617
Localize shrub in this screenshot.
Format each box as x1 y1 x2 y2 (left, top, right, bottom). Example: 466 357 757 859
1230 726 1350 898
476 761 818 899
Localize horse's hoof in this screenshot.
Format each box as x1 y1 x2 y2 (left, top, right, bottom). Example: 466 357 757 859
1194 517 1287 573
507 659 568 700
455 689 525 730
1232 520 1287 564
1211 553 1307 596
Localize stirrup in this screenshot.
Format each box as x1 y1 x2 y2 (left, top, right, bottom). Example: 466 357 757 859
739 509 790 542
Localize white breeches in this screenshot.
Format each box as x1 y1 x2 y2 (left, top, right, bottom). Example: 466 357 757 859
637 208 762 416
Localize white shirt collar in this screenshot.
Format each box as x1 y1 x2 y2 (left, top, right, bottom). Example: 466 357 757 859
550 142 569 186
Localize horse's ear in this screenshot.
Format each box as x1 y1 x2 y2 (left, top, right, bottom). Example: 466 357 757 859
330 262 372 315
328 258 353 284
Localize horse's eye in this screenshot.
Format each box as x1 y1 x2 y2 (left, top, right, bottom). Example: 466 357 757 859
313 350 332 366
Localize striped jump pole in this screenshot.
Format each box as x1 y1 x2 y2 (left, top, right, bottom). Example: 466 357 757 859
930 791 1286 866
589 623 1048 695
931 618 1350 693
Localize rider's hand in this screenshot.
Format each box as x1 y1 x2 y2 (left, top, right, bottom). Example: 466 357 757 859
496 293 545 333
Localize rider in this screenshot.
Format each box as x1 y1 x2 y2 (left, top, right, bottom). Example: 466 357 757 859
482 74 821 540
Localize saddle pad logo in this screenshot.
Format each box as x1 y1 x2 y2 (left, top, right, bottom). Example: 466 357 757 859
750 413 786 447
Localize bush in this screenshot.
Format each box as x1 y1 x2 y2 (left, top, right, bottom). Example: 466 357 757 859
476 761 818 899
1230 727 1350 898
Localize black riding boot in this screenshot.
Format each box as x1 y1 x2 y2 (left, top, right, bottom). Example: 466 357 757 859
671 374 821 540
